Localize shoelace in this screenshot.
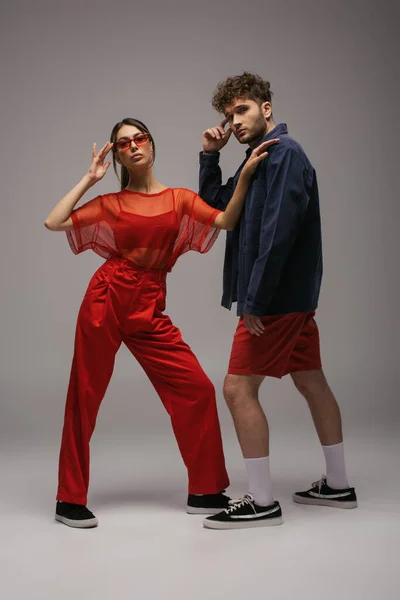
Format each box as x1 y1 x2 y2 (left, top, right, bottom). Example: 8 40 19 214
225 494 255 514
311 475 327 493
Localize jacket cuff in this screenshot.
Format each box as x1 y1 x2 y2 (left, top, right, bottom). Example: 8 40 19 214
243 304 265 317
199 151 220 164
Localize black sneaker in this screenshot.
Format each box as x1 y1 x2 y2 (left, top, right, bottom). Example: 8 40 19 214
186 490 231 514
55 501 99 528
293 476 358 509
203 494 282 529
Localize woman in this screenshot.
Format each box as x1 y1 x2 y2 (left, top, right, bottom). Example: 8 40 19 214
45 117 277 528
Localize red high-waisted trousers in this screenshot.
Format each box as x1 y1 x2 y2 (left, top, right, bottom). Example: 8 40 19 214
57 257 229 504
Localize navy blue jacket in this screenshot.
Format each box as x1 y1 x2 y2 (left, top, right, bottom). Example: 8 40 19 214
199 123 323 316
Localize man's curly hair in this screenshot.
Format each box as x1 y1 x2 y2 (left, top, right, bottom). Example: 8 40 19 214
212 72 273 113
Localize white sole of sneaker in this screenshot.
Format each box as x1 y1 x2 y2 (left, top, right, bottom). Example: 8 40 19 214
186 506 228 515
203 516 283 530
55 514 99 528
292 495 358 509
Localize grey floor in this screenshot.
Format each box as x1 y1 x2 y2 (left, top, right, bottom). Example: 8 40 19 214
1 424 398 600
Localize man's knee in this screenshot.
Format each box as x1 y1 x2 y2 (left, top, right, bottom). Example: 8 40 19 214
291 369 326 398
223 374 262 410
223 375 241 407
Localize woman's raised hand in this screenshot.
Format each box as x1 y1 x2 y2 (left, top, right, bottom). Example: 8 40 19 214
87 142 113 183
240 138 279 180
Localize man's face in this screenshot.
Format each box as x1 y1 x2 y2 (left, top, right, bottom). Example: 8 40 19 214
224 98 269 147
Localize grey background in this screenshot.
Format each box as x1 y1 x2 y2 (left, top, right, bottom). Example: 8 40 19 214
0 1 398 599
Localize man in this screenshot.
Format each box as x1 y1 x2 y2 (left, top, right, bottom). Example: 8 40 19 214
199 72 357 530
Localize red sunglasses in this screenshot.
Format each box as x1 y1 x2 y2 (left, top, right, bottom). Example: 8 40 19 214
113 133 151 151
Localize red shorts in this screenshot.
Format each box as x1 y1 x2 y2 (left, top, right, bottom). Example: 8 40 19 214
228 311 322 378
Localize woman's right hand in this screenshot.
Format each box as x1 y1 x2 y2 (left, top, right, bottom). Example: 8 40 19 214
44 141 113 231
87 142 113 183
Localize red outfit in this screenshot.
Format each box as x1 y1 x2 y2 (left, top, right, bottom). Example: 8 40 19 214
57 188 229 505
228 311 322 378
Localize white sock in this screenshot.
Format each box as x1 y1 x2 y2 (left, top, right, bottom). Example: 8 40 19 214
244 456 274 506
322 442 350 489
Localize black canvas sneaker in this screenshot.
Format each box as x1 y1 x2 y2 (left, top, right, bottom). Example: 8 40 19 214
293 476 358 509
187 490 231 514
203 494 283 529
55 501 99 528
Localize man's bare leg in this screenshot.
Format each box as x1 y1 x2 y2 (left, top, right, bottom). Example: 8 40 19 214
223 374 276 506
223 374 267 456
203 372 283 527
291 369 353 494
291 369 343 445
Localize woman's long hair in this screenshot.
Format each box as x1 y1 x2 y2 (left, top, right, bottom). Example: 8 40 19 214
110 118 156 190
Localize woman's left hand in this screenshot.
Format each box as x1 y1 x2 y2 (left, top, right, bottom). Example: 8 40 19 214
240 138 280 180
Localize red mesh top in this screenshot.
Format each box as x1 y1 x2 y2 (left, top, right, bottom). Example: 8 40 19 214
66 188 222 271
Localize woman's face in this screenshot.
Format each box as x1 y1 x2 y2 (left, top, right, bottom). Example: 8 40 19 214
113 124 153 170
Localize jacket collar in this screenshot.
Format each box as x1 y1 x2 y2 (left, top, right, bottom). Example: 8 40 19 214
246 123 288 156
